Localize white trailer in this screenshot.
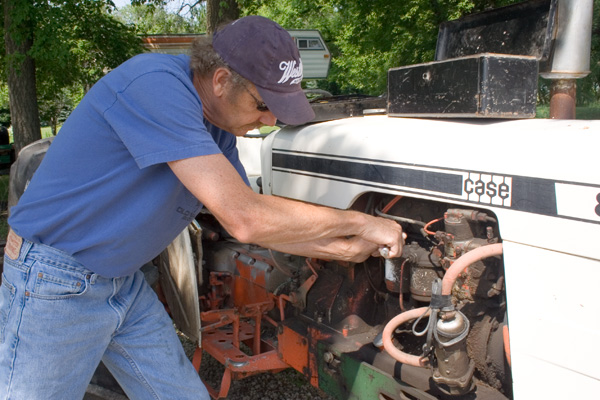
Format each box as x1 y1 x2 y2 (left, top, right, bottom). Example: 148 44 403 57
286 30 331 79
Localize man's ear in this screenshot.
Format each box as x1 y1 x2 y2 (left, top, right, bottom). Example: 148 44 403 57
212 67 231 97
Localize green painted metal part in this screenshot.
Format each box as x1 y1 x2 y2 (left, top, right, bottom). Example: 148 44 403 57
316 343 434 400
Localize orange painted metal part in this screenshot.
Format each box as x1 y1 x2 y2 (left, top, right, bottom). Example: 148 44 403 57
277 259 319 321
194 256 333 399
308 325 332 388
195 271 291 399
200 272 233 311
277 324 309 375
234 259 270 306
195 311 290 399
276 322 334 390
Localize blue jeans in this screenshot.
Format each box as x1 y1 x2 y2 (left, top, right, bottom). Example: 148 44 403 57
0 237 209 400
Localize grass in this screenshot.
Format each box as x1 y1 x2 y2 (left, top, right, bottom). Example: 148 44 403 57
41 126 56 138
536 104 600 119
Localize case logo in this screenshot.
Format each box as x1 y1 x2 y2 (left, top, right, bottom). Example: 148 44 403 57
463 172 512 207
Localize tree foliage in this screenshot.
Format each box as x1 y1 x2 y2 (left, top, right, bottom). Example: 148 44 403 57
1 0 144 151
115 2 206 34
126 0 236 33
2 0 598 152
241 0 599 101
28 1 142 90
0 84 10 127
577 0 600 105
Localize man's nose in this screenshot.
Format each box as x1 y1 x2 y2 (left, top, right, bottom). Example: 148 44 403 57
259 111 277 127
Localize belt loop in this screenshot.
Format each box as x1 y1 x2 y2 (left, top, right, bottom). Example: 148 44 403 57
19 239 33 263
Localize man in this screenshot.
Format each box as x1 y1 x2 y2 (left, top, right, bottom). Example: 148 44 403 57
0 16 403 399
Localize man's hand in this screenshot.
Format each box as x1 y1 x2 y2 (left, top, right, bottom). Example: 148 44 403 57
270 217 406 262
358 216 405 259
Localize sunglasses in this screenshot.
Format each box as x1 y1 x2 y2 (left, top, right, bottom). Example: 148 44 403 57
242 85 269 112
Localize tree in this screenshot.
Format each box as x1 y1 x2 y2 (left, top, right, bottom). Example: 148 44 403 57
130 0 238 33
115 3 206 34
576 0 600 105
38 85 83 136
3 0 41 153
206 0 239 33
242 0 600 104
1 0 144 153
244 0 525 96
0 84 10 127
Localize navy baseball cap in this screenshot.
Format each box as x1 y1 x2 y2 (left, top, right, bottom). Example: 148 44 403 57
213 16 315 126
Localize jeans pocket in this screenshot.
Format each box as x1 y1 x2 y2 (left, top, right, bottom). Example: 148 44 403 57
0 274 16 343
29 261 88 300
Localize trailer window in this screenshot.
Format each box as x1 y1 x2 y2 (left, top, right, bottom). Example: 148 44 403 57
297 38 324 50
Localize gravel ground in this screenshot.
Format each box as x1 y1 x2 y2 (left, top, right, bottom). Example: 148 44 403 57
183 333 335 400
85 330 336 400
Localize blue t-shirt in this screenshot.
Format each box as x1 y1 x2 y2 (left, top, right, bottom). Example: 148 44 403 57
9 53 249 277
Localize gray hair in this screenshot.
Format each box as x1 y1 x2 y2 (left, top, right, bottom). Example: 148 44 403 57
190 35 247 89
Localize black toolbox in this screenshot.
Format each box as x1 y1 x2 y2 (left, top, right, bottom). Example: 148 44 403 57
387 0 556 118
387 54 538 118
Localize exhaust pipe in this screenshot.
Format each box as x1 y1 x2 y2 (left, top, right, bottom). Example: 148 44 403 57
540 0 594 119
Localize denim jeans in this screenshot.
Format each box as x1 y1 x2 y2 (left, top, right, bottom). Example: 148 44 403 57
0 236 209 400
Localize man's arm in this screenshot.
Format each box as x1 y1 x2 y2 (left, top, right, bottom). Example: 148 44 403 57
267 236 382 263
168 153 404 258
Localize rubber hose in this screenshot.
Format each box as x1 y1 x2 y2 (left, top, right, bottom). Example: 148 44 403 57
383 243 504 367
441 243 503 295
382 307 431 367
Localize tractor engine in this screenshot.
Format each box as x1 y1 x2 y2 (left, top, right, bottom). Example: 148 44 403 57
7 3 597 399
185 193 511 400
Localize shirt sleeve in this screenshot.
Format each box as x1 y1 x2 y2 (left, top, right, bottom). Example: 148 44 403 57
103 70 221 169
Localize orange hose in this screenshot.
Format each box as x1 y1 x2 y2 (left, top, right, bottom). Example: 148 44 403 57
423 217 444 235
503 324 511 367
382 307 430 367
382 195 402 213
441 243 503 295
399 258 408 312
383 243 504 367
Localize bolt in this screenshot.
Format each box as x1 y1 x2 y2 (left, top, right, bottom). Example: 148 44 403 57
342 324 350 337
379 247 390 258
